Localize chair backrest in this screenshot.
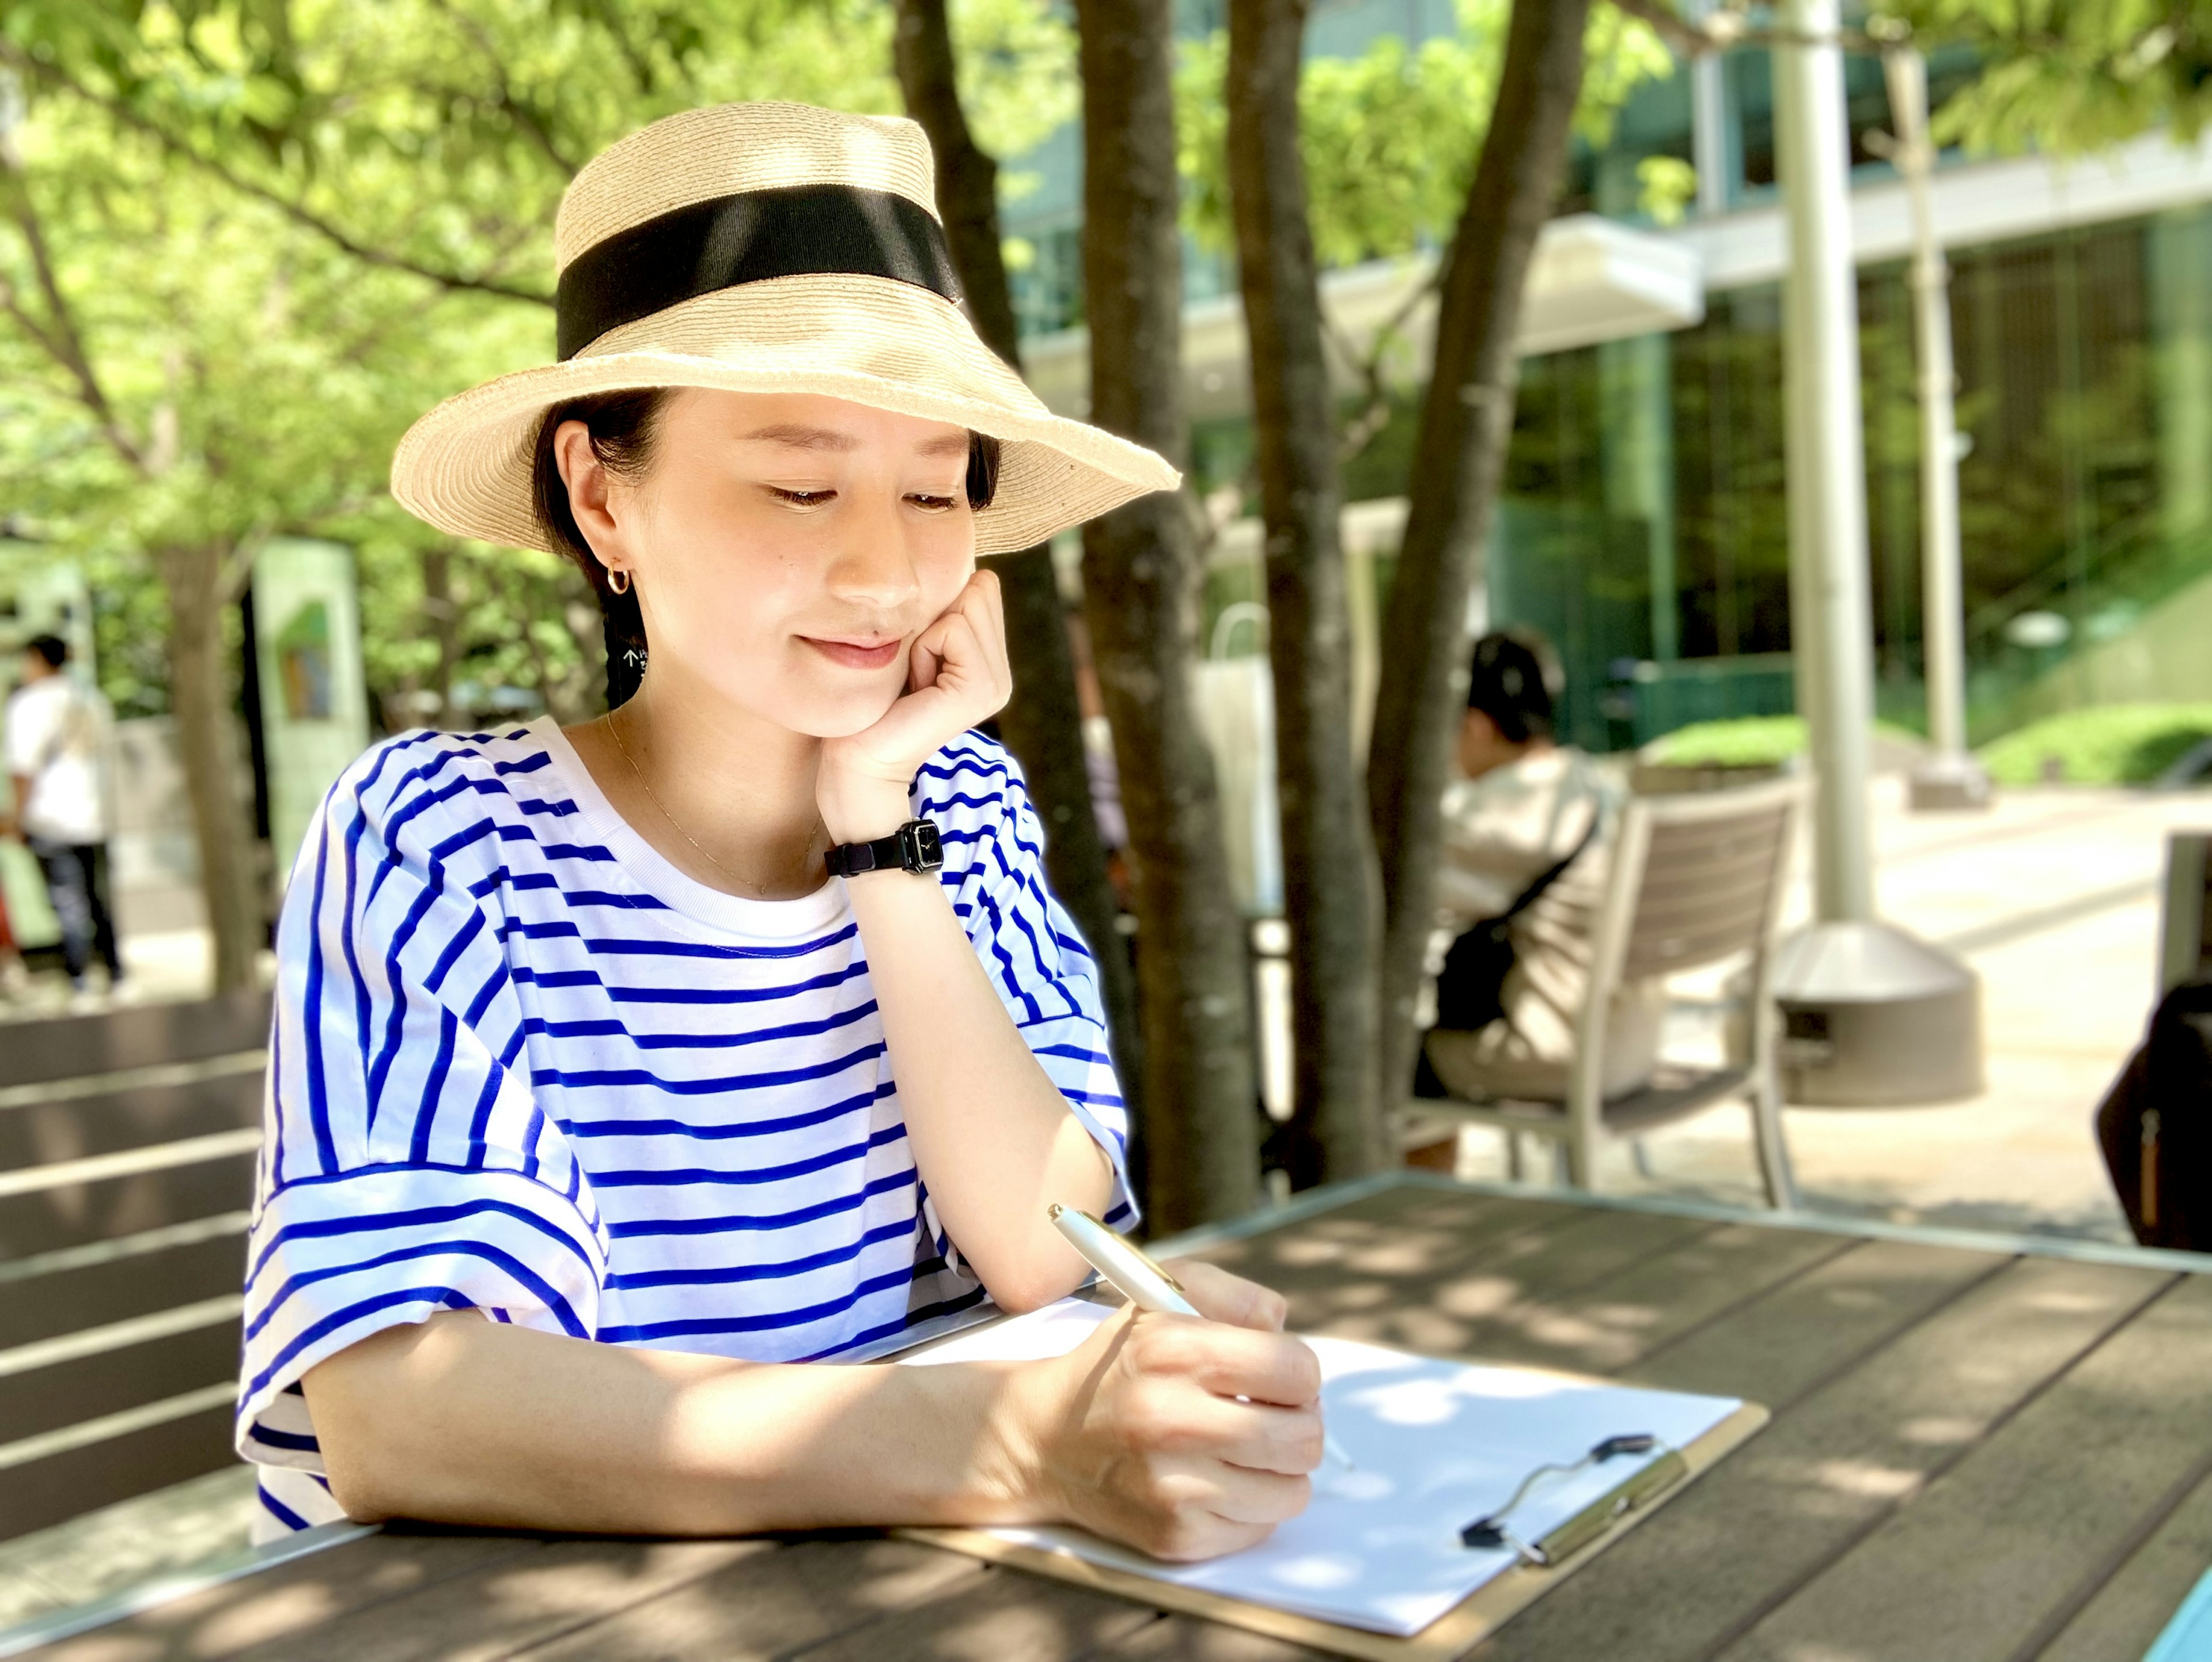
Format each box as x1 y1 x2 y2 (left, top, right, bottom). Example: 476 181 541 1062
1612 779 1802 983
0 991 269 1543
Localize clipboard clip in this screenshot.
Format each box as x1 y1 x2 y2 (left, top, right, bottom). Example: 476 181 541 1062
1458 1433 1687 1566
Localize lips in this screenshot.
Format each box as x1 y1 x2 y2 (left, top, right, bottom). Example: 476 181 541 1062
801 635 903 671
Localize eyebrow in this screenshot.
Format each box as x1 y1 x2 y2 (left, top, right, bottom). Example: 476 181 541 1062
740 423 971 459
741 423 860 452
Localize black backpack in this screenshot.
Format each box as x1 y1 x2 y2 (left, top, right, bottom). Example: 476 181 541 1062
2096 976 2212 1251
1429 818 1597 1039
1410 812 1599 1101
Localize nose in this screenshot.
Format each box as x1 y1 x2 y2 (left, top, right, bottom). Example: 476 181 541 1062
824 488 922 613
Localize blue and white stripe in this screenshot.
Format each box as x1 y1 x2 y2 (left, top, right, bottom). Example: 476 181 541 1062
236 717 1130 1538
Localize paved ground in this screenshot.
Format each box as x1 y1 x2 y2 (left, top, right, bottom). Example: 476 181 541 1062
1444 779 2211 1243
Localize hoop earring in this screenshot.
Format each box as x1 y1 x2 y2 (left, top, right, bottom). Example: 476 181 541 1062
607 567 630 596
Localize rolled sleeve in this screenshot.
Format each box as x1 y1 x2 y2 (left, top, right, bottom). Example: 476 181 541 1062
236 1163 606 1470
238 736 608 1470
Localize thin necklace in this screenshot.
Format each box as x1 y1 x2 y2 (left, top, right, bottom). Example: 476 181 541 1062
605 702 821 898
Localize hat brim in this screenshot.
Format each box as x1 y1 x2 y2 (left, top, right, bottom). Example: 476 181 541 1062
391 273 1179 556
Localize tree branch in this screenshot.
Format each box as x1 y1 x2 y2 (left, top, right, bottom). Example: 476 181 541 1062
1324 263 1437 464
0 156 148 471
0 43 556 306
426 0 582 177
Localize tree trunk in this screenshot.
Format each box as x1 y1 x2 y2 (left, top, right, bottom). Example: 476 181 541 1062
422 544 461 728
891 0 1145 1146
1075 0 1259 1231
1225 0 1384 1187
160 541 264 993
1365 0 1592 1118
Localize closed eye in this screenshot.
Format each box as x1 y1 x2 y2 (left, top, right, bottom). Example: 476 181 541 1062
906 492 960 512
768 487 836 508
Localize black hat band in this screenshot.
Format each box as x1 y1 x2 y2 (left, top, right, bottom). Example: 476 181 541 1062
555 183 963 361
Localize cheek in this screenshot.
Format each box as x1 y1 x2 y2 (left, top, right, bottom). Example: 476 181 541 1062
915 524 977 614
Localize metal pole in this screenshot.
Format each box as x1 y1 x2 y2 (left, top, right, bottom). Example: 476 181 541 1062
1689 1 1730 218
1774 0 1877 923
1883 44 1993 809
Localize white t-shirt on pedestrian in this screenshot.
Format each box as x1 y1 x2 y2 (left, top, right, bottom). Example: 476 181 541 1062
4 674 112 845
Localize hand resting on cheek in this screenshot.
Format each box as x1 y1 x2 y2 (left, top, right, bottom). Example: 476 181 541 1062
816 567 1012 842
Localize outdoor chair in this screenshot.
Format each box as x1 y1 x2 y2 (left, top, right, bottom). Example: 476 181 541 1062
1404 775 1804 1209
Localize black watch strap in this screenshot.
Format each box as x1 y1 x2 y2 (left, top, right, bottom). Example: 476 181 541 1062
824 818 944 878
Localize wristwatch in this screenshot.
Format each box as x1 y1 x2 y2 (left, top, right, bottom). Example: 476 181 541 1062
824 818 944 879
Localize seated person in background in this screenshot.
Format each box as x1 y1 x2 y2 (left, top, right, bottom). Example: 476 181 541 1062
1422 630 1665 1109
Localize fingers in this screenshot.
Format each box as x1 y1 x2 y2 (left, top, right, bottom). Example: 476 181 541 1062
1033 1307 1322 1564
1124 1377 1324 1476
1202 1464 1313 1529
964 567 1008 680
1125 1312 1320 1409
1166 1260 1289 1332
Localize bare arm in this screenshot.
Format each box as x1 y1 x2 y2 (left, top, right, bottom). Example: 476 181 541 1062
819 569 1113 1311
305 1260 1320 1561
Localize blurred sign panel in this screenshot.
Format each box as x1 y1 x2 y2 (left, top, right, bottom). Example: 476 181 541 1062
252 539 369 885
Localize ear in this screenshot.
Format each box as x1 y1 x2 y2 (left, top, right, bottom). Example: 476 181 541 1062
551 421 627 579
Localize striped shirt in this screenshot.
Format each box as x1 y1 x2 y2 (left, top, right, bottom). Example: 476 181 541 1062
235 717 1131 1538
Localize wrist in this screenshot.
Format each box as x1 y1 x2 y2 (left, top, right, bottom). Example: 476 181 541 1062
967 1358 1066 1525
817 773 912 846
902 1358 1054 1527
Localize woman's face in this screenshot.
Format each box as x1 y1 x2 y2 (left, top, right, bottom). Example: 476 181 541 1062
566 388 979 738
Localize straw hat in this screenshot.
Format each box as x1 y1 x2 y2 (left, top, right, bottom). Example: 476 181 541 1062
391 102 1178 555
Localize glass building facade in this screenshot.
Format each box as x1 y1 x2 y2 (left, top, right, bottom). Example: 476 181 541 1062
1002 6 2212 751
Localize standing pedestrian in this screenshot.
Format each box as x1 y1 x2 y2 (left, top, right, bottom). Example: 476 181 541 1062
3 635 123 1006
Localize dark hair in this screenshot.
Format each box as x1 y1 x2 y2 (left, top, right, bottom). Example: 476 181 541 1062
1465 628 1561 745
531 392 1004 709
24 634 67 670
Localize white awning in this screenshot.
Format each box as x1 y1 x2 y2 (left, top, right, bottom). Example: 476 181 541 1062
1020 213 1705 423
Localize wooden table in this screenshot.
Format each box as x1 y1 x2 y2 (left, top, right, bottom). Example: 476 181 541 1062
17 1176 2212 1662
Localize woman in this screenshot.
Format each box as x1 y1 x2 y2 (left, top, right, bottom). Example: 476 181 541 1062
237 103 1322 1562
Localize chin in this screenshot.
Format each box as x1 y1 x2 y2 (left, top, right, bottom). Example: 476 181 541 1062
780 682 906 741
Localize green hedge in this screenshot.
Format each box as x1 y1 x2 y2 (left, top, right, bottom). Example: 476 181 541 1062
1645 706 2212 785
1642 715 1922 770
1979 704 2212 785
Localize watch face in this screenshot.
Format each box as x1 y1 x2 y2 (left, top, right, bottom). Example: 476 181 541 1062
906 819 944 872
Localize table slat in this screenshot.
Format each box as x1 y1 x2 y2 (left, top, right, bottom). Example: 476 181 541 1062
1718 1274 2212 1662
1624 1237 2011 1411
1467 1255 2173 1662
1260 1205 1720 1360
1196 1192 1589 1308
790 1561 1159 1662
1091 1612 1336 1660
2035 1458 2212 1662
29 1532 541 1662
221 1536 766 1662
507 1537 987 1661
1415 1220 1853 1378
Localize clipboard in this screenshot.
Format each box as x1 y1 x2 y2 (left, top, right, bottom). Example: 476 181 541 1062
899 1392 1768 1662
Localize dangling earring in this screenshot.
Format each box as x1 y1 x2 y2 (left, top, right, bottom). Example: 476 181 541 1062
607 567 631 595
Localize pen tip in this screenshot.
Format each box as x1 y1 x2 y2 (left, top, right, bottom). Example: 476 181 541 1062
1046 1202 1064 1221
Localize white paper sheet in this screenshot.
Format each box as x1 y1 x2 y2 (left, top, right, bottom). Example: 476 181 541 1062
902 1298 1740 1638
